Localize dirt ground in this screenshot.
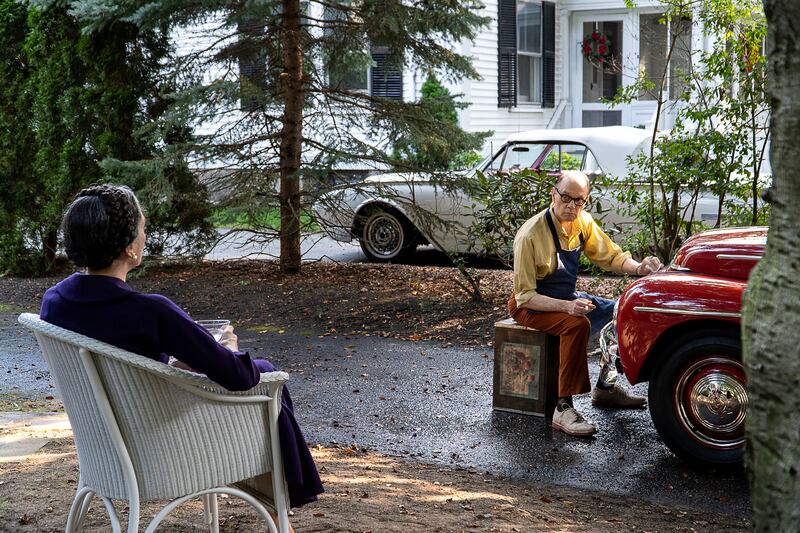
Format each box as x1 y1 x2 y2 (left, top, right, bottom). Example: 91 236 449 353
0 436 748 533
0 260 631 347
0 261 749 532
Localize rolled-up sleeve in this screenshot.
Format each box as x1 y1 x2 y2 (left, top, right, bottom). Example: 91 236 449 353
513 235 540 306
581 214 631 274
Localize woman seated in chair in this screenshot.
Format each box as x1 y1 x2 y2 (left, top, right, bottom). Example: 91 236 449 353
40 184 323 528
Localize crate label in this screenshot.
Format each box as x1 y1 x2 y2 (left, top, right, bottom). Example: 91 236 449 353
498 341 542 400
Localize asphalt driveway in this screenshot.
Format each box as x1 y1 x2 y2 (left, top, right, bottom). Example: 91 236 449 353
1 312 750 520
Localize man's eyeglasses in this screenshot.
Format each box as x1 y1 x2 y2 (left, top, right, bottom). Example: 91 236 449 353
554 187 589 207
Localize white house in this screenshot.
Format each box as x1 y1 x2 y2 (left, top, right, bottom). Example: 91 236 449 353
421 0 703 155
190 1 710 168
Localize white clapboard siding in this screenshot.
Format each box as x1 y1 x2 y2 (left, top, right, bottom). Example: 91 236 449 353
421 0 565 155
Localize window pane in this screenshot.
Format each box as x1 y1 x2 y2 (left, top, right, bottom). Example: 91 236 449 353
582 110 622 127
324 6 369 92
517 1 541 54
485 148 506 173
500 143 548 172
331 62 369 91
669 16 692 100
539 144 586 172
582 21 622 103
582 148 603 174
561 144 587 171
639 14 668 101
517 54 541 103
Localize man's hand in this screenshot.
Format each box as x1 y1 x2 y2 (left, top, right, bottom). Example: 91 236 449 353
218 325 239 352
636 256 662 276
565 297 596 316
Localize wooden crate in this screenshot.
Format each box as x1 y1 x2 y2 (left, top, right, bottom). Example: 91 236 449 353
492 318 560 418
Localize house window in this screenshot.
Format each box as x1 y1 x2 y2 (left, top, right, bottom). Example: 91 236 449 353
238 2 310 110
324 5 369 93
238 17 268 112
323 7 401 99
498 0 555 108
638 13 692 101
517 1 542 104
370 47 403 100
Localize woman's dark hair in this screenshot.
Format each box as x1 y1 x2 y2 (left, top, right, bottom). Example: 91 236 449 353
62 185 143 270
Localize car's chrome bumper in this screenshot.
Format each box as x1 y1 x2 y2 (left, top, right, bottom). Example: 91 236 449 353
599 321 625 378
599 321 617 366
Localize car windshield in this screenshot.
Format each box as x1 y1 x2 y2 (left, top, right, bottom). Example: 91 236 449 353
480 142 603 175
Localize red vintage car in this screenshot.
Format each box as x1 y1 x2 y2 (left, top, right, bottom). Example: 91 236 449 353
601 226 767 465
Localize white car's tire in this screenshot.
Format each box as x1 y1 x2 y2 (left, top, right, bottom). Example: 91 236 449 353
358 208 417 262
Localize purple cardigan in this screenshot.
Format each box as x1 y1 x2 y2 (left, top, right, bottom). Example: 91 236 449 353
41 272 324 508
40 273 261 391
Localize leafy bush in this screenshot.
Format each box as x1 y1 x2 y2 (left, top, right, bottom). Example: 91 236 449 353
466 168 552 266
392 73 490 171
0 2 214 275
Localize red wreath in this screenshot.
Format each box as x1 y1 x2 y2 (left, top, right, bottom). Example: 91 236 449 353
582 31 612 66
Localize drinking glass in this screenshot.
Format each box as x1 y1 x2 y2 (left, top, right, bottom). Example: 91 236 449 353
196 319 231 342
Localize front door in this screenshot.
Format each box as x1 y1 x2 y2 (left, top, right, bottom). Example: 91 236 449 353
572 16 626 128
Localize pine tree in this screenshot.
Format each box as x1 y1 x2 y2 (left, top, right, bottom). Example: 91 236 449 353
0 0 37 274
392 72 488 170
0 1 214 275
72 0 491 273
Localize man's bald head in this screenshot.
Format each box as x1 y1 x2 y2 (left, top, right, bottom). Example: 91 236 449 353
554 170 591 193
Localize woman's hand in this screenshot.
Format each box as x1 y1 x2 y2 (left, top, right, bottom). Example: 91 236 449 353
218 325 239 352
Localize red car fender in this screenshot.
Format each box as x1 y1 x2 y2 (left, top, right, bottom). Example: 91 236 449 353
616 272 746 384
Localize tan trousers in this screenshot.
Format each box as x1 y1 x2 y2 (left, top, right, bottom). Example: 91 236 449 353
508 295 591 397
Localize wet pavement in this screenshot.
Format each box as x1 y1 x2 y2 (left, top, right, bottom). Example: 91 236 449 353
1 312 750 519
206 231 509 269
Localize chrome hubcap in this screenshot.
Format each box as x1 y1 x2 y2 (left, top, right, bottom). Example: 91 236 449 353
675 357 747 449
364 213 403 257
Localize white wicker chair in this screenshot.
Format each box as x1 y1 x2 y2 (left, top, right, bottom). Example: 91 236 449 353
19 313 291 533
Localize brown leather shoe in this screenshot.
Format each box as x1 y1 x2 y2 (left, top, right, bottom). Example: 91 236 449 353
591 384 646 409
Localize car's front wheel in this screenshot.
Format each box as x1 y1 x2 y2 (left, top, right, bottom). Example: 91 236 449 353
649 333 746 466
358 208 417 262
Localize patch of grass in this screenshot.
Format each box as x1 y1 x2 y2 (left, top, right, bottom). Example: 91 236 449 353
243 324 320 337
210 207 319 231
0 303 28 314
0 394 64 413
245 324 286 334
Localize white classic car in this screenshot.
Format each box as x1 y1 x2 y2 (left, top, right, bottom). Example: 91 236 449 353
312 126 724 262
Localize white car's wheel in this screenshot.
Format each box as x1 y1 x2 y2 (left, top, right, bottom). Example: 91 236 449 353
359 209 417 262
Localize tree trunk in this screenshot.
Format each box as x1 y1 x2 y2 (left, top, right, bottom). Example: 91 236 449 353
741 1 800 530
279 0 303 274
42 228 58 271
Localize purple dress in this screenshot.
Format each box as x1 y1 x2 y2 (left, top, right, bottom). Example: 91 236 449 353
41 273 323 508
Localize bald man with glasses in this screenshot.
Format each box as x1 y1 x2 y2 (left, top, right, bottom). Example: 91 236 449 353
508 170 662 437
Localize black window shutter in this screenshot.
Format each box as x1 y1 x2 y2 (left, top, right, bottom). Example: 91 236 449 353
497 0 517 108
238 18 267 111
371 47 403 100
542 1 556 108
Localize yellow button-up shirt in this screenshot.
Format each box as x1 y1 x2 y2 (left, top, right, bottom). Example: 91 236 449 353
513 208 631 306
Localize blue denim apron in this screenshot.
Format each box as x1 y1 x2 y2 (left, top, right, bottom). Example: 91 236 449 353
539 209 614 335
